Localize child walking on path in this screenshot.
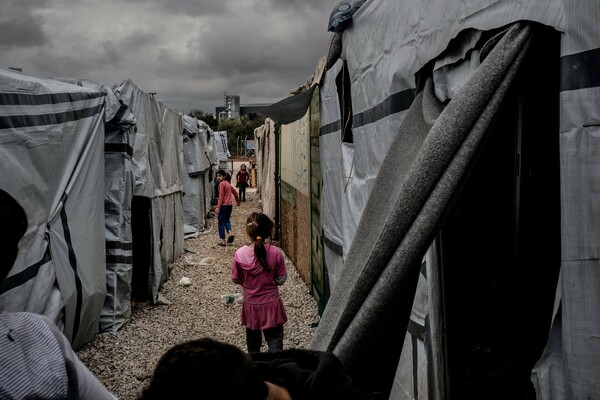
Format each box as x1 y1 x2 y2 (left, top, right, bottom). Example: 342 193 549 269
236 164 250 201
215 169 240 246
231 212 288 352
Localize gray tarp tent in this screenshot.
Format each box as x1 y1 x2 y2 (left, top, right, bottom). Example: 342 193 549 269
312 0 599 399
210 129 230 205
316 22 535 395
253 118 277 220
181 115 212 239
0 68 107 349
213 130 230 171
114 80 184 304
198 121 217 218
100 84 136 332
57 77 137 333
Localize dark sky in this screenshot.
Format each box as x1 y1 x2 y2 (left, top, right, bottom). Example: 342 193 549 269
0 0 340 114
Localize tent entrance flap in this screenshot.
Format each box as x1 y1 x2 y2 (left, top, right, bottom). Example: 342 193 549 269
311 22 538 397
131 196 153 301
440 26 561 398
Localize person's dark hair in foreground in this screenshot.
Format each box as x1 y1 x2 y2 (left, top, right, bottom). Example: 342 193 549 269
139 338 268 400
139 337 384 400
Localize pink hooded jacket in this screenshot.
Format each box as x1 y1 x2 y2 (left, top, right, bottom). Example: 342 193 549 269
231 244 287 330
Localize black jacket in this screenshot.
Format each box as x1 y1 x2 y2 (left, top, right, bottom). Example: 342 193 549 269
251 349 383 400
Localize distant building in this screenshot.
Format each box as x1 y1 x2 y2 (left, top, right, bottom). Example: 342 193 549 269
216 92 271 120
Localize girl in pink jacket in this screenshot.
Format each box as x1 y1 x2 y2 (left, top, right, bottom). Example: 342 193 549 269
231 212 287 352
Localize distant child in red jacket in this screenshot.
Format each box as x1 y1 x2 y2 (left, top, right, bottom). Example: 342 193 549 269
236 164 250 201
215 169 240 246
231 212 287 352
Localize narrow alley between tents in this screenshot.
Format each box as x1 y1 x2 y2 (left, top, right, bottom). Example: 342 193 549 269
76 186 320 400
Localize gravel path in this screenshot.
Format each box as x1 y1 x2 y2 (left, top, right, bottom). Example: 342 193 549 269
76 188 320 400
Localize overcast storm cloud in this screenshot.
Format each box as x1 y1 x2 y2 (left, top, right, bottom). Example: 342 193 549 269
0 0 340 114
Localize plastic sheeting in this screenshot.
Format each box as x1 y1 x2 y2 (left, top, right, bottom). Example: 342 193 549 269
259 86 317 126
319 60 344 290
280 110 309 196
316 0 599 398
532 2 600 396
0 68 107 349
55 77 137 333
201 122 218 208
254 119 277 221
181 115 212 238
213 131 230 171
432 29 483 103
114 80 184 303
315 20 533 394
79 80 136 334
320 0 565 266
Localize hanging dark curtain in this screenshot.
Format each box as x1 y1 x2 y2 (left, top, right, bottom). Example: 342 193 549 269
258 85 317 125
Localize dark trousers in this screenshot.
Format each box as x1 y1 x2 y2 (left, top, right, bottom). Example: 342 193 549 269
218 205 232 239
246 325 284 353
239 185 247 200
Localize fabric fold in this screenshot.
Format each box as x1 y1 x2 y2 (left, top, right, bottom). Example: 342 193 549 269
311 21 533 394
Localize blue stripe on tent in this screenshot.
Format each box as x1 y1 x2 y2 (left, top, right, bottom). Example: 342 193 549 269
412 335 419 399
322 48 600 128
108 102 129 124
320 48 600 133
105 241 133 250
561 47 600 92
106 255 134 265
0 104 104 129
104 143 133 156
0 247 52 295
323 234 343 256
320 120 341 136
60 203 83 341
0 91 104 106
353 88 415 127
408 319 426 341
320 88 415 136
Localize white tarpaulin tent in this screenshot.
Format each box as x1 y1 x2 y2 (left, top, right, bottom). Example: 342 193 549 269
312 0 599 399
114 79 185 304
254 118 277 221
199 121 217 216
213 130 230 171
100 84 136 333
0 68 107 349
181 115 212 239
0 71 203 344
56 77 137 334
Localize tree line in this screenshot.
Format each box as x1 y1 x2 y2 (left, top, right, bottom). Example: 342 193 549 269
188 110 265 157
